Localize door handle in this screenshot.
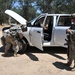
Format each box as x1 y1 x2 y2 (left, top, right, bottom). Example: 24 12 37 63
37 31 41 33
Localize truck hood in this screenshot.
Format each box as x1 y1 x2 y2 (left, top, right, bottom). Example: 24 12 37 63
5 9 27 25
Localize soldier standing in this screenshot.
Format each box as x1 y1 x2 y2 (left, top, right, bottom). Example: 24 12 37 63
66 14 75 71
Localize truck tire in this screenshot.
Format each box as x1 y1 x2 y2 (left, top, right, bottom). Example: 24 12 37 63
18 39 27 53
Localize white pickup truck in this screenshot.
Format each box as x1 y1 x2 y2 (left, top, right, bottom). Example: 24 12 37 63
1 10 72 51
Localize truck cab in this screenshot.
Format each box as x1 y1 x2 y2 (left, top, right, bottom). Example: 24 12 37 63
2 10 72 51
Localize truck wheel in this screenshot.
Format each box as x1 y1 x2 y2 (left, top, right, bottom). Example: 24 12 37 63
18 39 27 53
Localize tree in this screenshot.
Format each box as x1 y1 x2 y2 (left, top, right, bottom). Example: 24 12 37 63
35 0 75 14
18 0 37 21
53 0 75 14
35 0 53 13
61 0 75 13
0 0 16 25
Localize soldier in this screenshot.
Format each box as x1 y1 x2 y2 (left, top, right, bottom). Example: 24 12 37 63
5 35 19 57
66 14 75 71
4 26 20 57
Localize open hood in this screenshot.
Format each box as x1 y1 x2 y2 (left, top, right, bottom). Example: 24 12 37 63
5 9 27 25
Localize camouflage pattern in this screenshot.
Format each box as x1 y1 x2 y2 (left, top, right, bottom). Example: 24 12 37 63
5 33 19 56
4 25 24 56
68 30 75 66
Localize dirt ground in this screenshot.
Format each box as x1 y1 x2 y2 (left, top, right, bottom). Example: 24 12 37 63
0 25 75 75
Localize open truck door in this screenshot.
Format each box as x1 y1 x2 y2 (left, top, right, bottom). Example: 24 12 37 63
30 27 43 51
29 15 46 51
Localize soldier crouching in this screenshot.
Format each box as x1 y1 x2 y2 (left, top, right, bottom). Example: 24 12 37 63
4 31 19 57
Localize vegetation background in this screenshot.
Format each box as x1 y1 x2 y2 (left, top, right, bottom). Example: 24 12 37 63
0 0 75 25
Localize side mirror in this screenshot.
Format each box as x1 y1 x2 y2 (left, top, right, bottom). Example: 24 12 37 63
21 25 27 32
27 22 31 26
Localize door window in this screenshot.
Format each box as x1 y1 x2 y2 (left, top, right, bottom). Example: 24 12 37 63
58 16 71 26
33 16 45 27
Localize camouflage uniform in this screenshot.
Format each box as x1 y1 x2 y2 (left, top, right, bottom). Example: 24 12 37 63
68 30 75 66
5 31 19 56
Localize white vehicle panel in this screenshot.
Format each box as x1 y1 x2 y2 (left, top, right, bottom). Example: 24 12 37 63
30 27 43 51
22 27 32 45
54 26 70 46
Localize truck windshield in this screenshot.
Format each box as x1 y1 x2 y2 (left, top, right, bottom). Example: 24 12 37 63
27 14 45 27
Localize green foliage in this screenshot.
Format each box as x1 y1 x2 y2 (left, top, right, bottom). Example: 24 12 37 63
35 0 53 13
18 0 36 21
0 0 16 25
35 0 75 14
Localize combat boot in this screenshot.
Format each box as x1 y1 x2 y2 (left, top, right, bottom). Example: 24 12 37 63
64 61 71 66
71 66 75 71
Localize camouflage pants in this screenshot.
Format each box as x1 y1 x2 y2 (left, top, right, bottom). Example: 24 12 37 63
5 36 19 55
68 32 75 66
69 43 75 65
